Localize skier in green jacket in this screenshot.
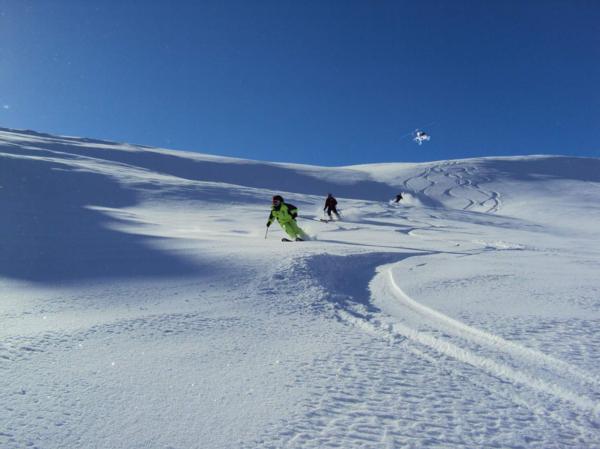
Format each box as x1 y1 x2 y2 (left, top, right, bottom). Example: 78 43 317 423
266 195 308 241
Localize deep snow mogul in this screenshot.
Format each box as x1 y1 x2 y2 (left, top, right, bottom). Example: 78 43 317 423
266 195 308 242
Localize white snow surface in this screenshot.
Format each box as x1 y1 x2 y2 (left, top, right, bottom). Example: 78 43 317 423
2 127 600 448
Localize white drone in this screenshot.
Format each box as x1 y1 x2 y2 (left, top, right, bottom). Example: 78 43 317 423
413 129 431 145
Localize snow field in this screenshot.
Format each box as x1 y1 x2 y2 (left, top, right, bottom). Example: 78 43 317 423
2 128 600 448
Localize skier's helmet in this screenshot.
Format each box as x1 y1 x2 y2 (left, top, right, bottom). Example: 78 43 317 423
272 195 284 205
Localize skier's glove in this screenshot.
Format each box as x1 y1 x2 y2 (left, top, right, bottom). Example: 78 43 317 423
266 222 271 227
291 213 298 220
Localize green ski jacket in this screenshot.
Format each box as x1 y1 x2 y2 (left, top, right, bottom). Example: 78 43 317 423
267 202 298 225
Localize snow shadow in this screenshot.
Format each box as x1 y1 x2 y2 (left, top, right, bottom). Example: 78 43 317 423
302 252 411 314
0 129 400 202
0 156 208 284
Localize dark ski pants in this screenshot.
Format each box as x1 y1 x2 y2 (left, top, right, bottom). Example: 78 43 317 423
326 207 340 219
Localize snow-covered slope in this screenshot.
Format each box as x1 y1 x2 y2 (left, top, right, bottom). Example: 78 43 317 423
2 127 599 449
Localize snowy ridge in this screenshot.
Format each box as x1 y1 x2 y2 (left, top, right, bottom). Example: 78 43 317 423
2 128 600 448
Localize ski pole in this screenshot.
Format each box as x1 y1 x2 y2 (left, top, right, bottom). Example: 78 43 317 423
264 226 269 240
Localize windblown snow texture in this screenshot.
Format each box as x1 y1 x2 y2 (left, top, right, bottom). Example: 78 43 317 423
2 127 600 449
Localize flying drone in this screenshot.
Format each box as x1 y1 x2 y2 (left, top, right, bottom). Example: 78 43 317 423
413 129 431 145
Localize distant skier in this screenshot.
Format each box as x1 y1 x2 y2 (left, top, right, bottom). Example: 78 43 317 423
323 193 340 220
266 195 308 241
394 193 403 203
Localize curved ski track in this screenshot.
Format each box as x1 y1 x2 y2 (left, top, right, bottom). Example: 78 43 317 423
378 266 600 410
404 162 501 213
257 252 600 449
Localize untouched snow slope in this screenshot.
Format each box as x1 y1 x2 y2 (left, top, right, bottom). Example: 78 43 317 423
1 127 600 449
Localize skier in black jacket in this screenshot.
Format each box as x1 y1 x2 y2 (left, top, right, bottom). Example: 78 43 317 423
323 193 340 220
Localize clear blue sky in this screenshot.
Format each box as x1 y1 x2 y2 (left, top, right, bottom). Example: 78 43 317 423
1 0 599 165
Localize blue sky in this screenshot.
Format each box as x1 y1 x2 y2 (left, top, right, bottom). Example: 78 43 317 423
1 0 599 165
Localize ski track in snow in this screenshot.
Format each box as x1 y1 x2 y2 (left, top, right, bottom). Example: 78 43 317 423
439 162 502 213
253 251 600 449
401 161 502 213
381 267 600 408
